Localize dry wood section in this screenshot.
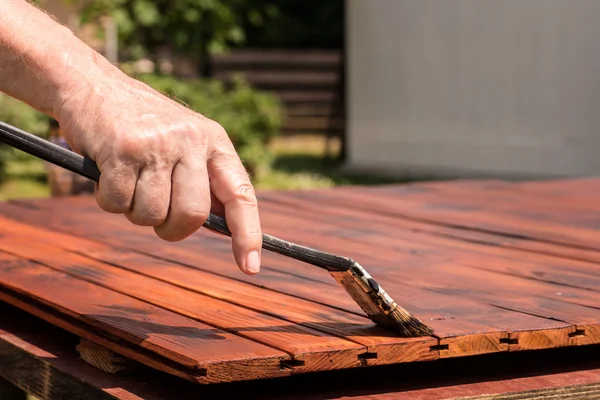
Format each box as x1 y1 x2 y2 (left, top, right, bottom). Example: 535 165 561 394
2 177 600 384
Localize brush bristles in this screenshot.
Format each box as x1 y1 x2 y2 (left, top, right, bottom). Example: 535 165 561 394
329 267 434 337
379 306 434 337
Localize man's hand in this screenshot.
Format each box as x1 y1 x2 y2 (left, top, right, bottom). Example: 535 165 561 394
0 0 262 274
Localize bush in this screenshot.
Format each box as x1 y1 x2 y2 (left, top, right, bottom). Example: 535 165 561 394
135 73 283 174
0 94 52 183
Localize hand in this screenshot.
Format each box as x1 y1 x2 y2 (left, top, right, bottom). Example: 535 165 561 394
55 72 262 275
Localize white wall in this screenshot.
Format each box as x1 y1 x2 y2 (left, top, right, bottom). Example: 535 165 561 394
347 0 600 179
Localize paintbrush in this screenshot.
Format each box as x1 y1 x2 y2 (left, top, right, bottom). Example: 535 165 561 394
0 120 433 337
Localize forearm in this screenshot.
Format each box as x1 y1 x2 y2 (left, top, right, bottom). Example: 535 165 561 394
0 0 118 117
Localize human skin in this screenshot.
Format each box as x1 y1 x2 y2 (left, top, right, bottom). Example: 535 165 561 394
0 0 262 274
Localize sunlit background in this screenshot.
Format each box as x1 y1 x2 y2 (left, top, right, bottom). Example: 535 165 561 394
2 0 600 202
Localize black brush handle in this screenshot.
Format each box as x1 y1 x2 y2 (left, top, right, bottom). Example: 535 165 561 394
0 120 350 272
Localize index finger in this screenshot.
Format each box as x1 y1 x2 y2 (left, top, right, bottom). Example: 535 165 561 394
207 137 262 275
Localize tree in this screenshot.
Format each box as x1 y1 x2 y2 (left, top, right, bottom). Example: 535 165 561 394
241 0 343 49
76 0 343 76
78 0 276 76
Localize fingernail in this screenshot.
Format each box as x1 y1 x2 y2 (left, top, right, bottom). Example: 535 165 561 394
246 250 260 274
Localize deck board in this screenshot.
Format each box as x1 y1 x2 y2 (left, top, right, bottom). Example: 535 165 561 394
0 253 289 384
0 202 565 357
1 178 600 383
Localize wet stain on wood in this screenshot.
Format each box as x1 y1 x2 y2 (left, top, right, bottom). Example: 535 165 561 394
2 178 600 384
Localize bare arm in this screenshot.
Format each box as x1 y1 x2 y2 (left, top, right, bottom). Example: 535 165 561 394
0 0 262 274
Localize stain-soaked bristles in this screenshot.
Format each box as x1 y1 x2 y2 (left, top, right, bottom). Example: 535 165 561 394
384 306 434 337
330 261 434 338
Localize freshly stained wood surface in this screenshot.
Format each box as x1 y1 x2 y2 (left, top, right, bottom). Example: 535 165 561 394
0 252 289 384
6 301 600 400
2 178 600 384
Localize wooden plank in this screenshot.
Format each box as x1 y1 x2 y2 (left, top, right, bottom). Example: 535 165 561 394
6 178 600 382
211 50 341 67
0 304 119 400
515 177 600 198
214 71 339 88
252 209 595 351
259 194 600 298
0 230 369 376
282 116 343 131
4 300 600 400
76 338 138 375
0 252 290 384
0 200 574 359
260 187 600 265
275 90 337 104
248 196 600 349
0 217 439 368
268 184 600 252
0 208 502 360
258 194 600 293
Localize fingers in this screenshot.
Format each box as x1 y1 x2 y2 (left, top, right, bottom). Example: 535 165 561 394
125 164 172 227
95 162 138 214
154 156 211 242
208 139 262 275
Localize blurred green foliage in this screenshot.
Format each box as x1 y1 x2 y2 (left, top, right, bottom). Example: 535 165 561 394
134 73 283 173
77 0 276 74
241 0 343 49
76 0 342 73
0 94 52 182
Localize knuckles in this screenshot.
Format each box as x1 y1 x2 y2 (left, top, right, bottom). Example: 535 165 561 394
111 118 210 167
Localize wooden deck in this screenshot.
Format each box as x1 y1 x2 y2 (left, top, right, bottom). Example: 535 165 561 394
1 177 600 386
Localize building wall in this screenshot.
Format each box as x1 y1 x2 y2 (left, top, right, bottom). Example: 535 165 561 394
347 0 600 179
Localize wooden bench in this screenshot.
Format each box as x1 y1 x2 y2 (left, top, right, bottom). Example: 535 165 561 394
210 50 345 157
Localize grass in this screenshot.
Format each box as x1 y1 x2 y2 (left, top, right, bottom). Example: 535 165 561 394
0 153 49 201
253 135 402 190
0 135 404 201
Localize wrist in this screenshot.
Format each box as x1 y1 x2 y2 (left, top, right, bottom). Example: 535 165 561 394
48 34 120 120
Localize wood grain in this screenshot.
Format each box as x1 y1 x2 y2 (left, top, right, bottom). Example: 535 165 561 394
4 177 600 384
0 252 290 384
0 198 575 358
254 198 600 350
76 338 137 375
259 188 600 265
0 207 522 358
6 300 600 400
0 235 369 375
263 184 600 251
0 216 438 367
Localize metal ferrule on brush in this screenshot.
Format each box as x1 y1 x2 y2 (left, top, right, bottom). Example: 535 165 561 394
329 260 399 327
199 230 432 336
